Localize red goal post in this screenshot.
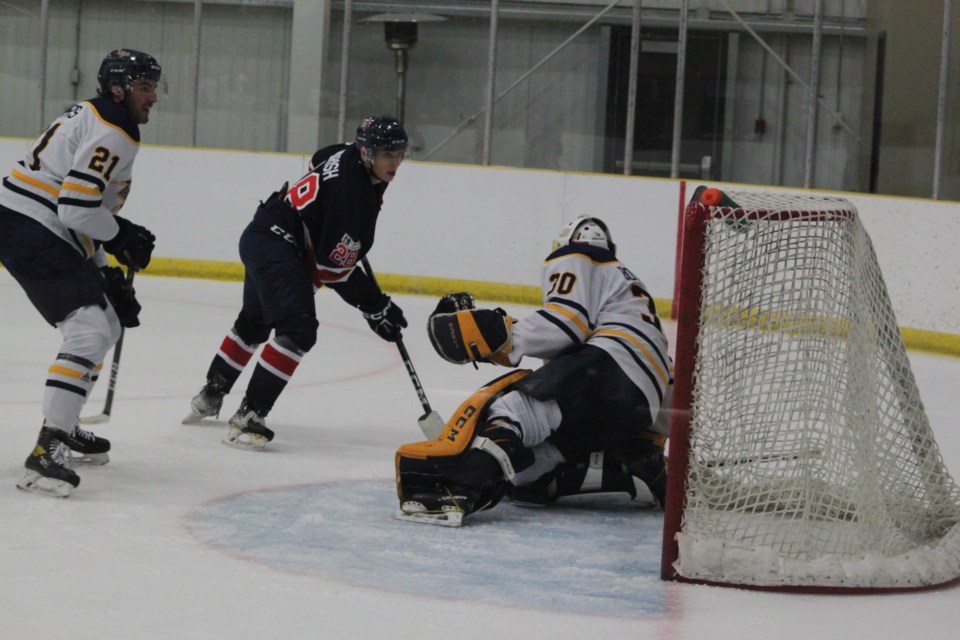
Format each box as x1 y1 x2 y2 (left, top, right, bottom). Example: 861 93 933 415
660 186 960 592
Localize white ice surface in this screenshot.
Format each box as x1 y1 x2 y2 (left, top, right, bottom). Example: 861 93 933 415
1 270 959 639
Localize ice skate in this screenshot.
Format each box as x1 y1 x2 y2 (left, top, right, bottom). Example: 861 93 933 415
222 399 274 451
17 426 80 498
182 376 228 425
65 424 110 465
394 484 478 527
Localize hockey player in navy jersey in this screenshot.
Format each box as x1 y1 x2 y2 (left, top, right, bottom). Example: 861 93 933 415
0 49 159 497
395 217 673 526
183 116 409 450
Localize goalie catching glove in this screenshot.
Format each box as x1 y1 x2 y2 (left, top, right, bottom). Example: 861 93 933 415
428 305 515 366
432 292 476 315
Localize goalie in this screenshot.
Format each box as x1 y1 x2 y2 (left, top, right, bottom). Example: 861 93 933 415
396 217 673 525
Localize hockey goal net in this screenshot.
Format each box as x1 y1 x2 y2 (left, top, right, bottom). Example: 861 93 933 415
660 187 960 591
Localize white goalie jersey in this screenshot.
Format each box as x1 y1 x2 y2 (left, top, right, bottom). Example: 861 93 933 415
0 97 140 263
508 243 673 418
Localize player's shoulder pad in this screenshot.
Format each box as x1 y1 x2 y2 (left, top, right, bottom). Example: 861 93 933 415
87 96 140 143
545 244 617 264
308 142 350 171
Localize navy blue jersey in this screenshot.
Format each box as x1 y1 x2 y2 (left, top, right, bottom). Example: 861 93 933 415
293 144 385 285
251 143 388 308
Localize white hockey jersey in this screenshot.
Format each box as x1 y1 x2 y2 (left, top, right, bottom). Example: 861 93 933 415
508 244 673 416
0 97 140 262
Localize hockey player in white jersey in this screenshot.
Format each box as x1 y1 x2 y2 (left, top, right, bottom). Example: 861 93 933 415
395 217 673 525
0 49 159 497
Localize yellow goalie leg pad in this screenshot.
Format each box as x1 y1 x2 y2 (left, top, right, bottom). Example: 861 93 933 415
395 369 532 498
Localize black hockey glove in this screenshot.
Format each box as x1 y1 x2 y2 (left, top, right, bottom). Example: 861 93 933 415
101 266 141 328
361 294 407 342
102 216 155 271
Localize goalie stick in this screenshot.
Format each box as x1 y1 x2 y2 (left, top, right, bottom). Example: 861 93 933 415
80 268 135 425
361 257 445 439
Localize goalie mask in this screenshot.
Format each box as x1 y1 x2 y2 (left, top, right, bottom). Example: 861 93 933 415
552 216 616 255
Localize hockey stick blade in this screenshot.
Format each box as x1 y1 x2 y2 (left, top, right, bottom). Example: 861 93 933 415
360 257 447 439
79 413 111 425
418 410 445 440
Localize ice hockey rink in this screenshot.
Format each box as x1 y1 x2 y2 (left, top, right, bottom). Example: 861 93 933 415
1 270 959 639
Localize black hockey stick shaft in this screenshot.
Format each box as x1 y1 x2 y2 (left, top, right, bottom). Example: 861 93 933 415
99 267 135 418
360 257 434 415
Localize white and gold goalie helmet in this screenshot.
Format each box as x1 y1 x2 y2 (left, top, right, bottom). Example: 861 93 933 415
552 216 616 255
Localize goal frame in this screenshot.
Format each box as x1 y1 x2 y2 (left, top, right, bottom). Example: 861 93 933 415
659 186 960 593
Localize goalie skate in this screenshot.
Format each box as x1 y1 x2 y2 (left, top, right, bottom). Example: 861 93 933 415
393 485 477 527
394 501 465 527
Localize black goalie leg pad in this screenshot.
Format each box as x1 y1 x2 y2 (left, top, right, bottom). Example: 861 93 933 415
551 452 643 500
613 439 667 507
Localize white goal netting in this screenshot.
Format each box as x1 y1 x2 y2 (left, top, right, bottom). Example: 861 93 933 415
672 190 960 589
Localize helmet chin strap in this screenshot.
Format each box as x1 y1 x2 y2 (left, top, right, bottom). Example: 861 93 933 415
360 147 384 184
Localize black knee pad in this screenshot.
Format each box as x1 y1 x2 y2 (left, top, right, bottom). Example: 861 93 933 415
275 313 319 353
233 312 271 346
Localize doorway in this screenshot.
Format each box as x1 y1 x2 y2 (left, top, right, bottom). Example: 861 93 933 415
604 27 728 178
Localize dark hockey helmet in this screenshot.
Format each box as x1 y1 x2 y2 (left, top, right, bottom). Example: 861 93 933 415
553 216 616 255
97 49 162 96
356 116 409 154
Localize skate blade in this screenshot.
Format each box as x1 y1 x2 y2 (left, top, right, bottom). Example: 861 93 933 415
182 411 219 425
393 508 464 527
221 432 269 451
16 470 73 498
71 451 109 466
509 497 549 508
